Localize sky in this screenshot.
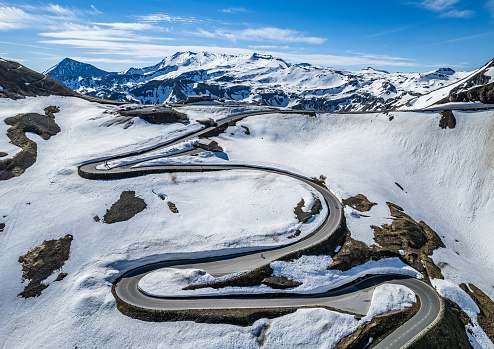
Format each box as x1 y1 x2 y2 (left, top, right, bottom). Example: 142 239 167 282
0 0 493 73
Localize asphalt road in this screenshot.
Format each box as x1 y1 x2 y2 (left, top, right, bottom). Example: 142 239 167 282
79 108 443 348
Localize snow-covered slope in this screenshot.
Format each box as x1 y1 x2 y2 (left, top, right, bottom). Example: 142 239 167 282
0 96 418 348
1 94 493 347
43 52 470 111
403 58 494 109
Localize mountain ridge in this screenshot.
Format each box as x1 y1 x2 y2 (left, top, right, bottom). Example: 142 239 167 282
41 52 493 111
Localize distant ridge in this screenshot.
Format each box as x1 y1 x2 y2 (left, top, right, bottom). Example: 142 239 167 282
42 51 471 111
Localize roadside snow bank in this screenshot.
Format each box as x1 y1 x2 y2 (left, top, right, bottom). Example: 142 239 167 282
364 284 416 320
259 283 416 348
138 256 420 297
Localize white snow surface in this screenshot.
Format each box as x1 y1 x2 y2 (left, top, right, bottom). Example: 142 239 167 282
138 256 420 297
1 98 493 347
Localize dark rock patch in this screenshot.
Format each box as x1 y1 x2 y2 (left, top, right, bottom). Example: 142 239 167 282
119 107 189 124
342 194 377 212
0 152 7 157
294 198 323 223
0 59 77 100
439 110 456 129
328 235 399 272
287 229 301 239
0 222 4 232
241 125 250 135
0 59 124 104
0 112 61 180
44 106 60 118
103 191 147 224
167 202 179 213
261 276 302 289
18 234 73 298
395 182 404 191
55 272 68 282
330 202 445 282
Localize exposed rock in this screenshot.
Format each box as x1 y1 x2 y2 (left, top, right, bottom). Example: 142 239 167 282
439 110 456 129
119 107 189 124
330 202 445 282
261 276 302 289
241 125 250 135
44 106 60 118
342 194 377 212
103 191 147 224
54 273 68 282
0 58 123 104
293 198 323 223
18 234 73 298
167 202 179 213
0 112 61 180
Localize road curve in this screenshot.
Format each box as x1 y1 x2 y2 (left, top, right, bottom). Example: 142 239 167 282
79 108 443 348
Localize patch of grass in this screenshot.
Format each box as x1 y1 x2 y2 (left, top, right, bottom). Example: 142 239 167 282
103 191 147 224
18 234 73 298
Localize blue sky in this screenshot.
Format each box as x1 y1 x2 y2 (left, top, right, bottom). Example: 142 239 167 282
1 0 493 73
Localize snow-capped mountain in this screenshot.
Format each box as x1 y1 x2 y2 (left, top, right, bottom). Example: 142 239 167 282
44 52 470 111
404 58 494 109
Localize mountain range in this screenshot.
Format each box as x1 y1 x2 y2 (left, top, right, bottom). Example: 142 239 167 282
43 52 493 111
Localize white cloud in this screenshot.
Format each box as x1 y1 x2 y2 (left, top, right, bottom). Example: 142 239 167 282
36 36 419 68
416 0 475 17
69 56 154 64
440 9 475 17
420 0 460 11
94 22 161 31
135 13 201 24
220 7 248 13
193 27 327 44
0 4 89 31
39 23 174 43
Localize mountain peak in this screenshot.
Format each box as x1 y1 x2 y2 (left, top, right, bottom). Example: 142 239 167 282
44 58 110 78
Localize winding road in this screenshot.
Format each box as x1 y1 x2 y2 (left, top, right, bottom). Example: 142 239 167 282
79 108 443 348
